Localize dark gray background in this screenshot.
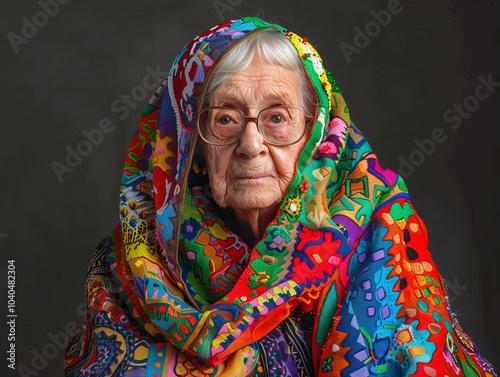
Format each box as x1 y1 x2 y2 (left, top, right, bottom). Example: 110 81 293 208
1 0 498 375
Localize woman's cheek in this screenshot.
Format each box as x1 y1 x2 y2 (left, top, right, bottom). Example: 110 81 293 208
272 147 301 180
203 147 230 207
210 179 227 207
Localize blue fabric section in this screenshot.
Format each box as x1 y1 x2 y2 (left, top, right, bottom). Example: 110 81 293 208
145 342 167 377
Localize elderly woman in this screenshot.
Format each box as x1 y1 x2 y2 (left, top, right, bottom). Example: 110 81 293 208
64 17 496 377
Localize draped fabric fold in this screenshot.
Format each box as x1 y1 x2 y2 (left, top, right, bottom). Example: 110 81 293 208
64 17 496 377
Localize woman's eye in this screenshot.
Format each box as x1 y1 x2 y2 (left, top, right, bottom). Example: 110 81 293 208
217 116 233 125
270 114 284 124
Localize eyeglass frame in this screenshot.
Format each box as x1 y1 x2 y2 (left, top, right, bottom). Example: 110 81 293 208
195 105 314 146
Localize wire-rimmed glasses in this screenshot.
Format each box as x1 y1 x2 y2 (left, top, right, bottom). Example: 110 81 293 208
196 105 313 146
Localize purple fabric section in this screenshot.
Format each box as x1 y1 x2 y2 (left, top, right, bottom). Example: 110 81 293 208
331 214 362 246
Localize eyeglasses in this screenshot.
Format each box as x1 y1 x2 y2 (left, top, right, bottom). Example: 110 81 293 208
196 106 313 146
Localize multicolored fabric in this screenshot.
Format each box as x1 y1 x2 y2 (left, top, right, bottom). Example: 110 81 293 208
64 17 496 376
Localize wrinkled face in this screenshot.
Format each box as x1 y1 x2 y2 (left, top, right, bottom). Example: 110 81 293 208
202 53 308 215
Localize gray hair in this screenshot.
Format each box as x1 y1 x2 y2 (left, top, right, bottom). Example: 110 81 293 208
203 30 317 116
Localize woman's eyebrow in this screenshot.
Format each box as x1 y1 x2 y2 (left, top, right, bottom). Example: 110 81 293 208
214 99 292 111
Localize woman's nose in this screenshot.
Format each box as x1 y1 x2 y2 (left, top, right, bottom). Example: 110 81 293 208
235 119 266 157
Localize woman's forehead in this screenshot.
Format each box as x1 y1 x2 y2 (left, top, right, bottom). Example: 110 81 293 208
210 65 300 106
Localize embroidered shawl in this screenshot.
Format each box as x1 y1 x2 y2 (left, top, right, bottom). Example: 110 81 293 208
64 17 496 377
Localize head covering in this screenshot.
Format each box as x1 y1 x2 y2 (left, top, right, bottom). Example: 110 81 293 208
64 17 496 377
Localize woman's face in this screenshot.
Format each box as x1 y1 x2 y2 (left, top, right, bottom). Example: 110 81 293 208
202 53 308 216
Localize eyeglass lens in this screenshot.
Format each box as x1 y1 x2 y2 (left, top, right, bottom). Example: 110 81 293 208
198 106 307 145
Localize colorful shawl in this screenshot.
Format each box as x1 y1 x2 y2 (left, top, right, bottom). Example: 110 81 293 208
64 17 496 377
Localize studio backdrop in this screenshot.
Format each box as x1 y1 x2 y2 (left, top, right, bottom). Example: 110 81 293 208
1 0 498 375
